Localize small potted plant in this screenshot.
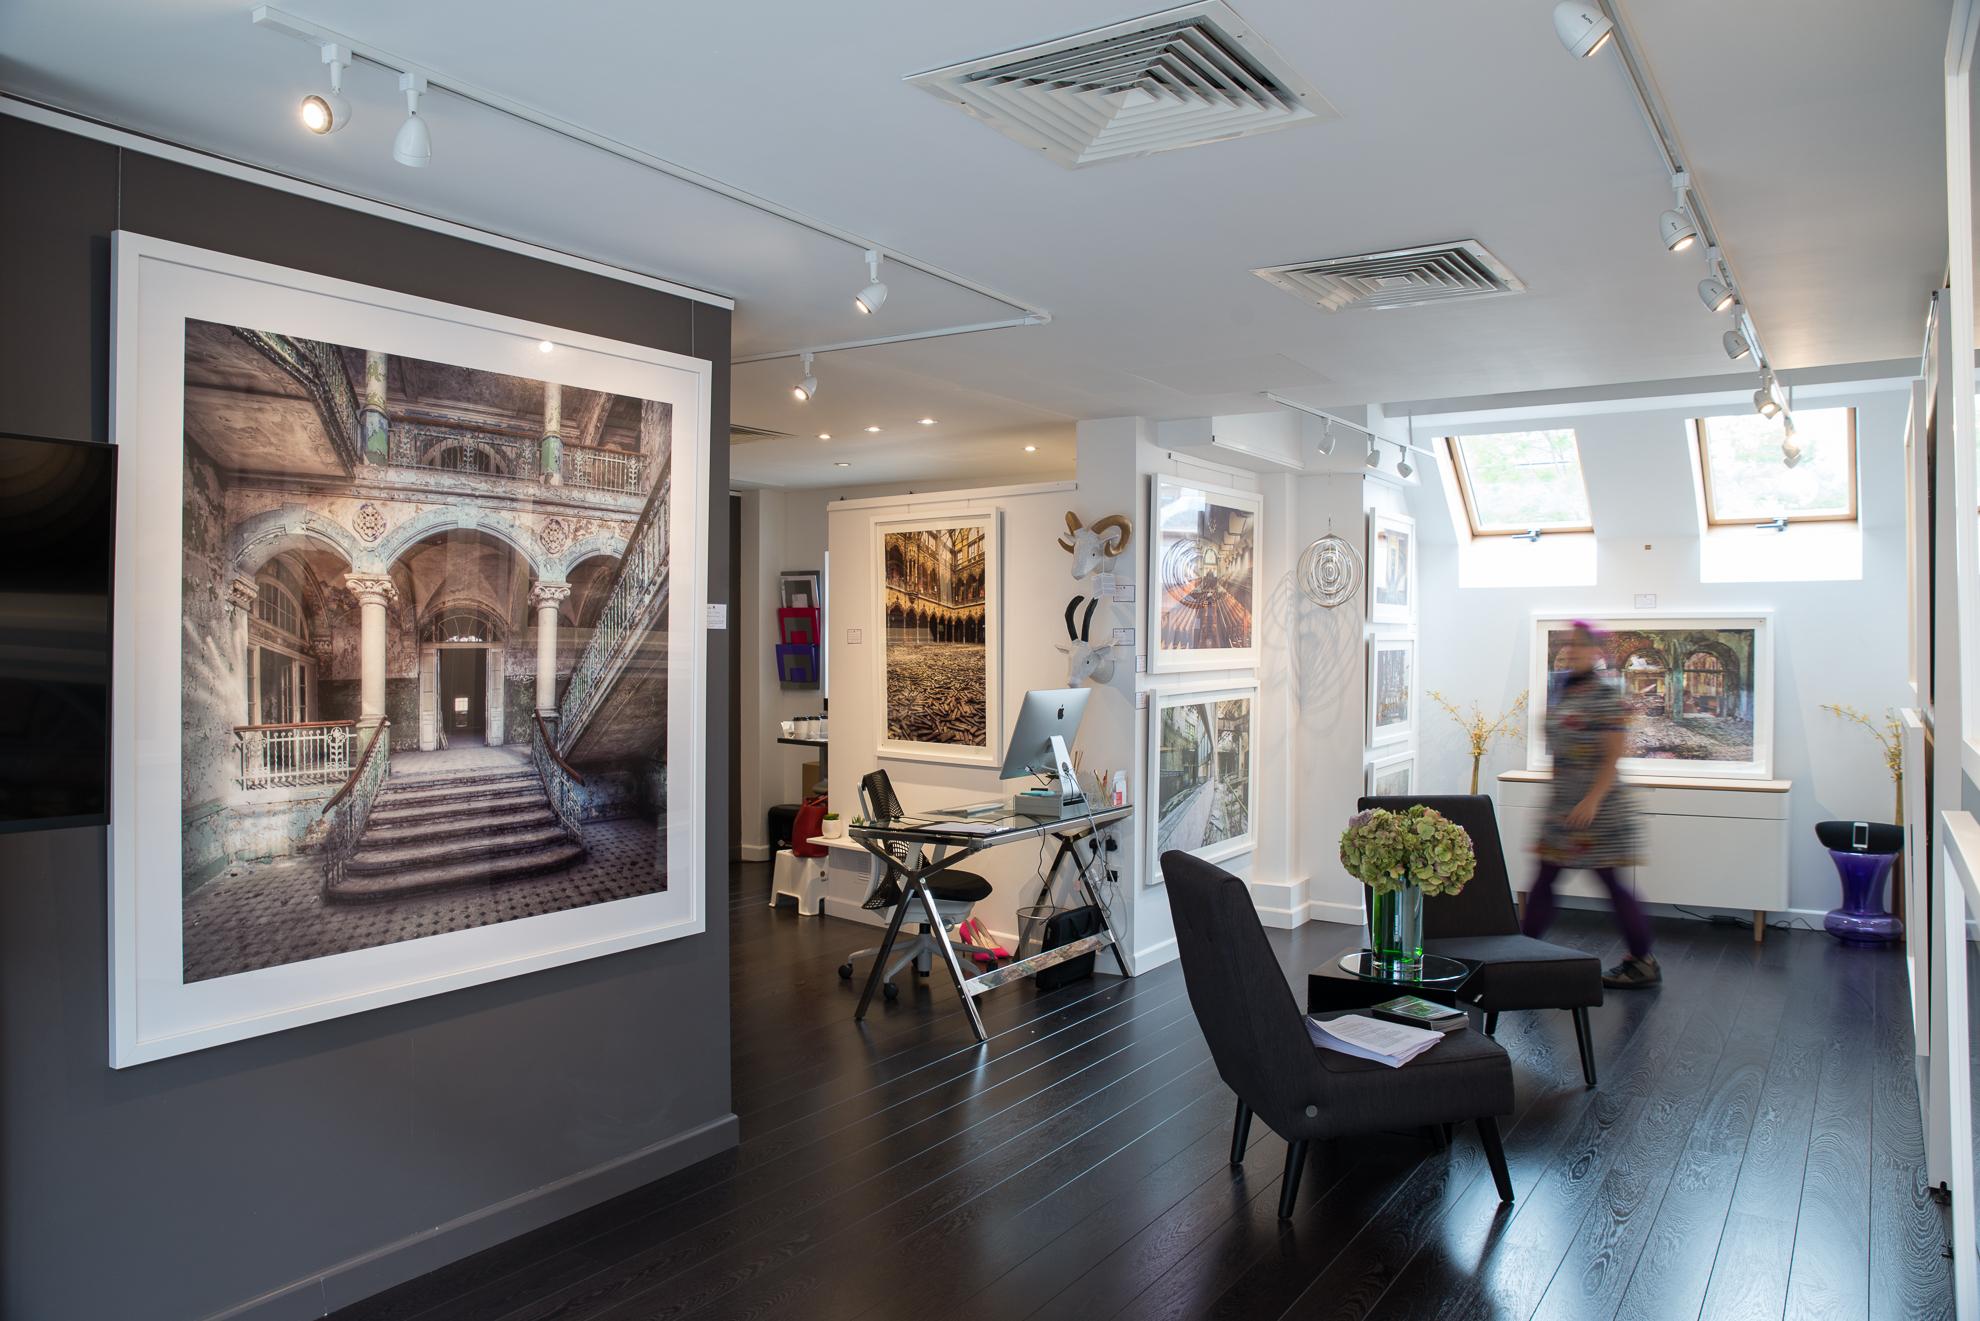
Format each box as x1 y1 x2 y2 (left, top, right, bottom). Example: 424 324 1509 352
1339 805 1476 976
821 812 844 839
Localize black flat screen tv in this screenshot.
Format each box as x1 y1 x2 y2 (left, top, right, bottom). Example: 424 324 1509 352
0 433 115 832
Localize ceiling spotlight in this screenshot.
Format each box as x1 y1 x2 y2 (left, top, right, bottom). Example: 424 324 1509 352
1753 372 1785 419
854 248 889 316
792 352 818 403
834 461 852 468
1316 420 1336 457
817 432 831 441
864 425 882 433
1552 1 1615 58
1024 445 1038 453
300 44 352 135
1780 413 1803 468
392 72 431 168
1697 276 1735 313
918 417 937 426
1396 451 1414 479
1364 441 1381 469
537 340 555 354
1722 328 1752 361
1659 207 1697 253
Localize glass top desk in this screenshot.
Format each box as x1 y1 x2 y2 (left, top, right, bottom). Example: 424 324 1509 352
847 804 1133 1042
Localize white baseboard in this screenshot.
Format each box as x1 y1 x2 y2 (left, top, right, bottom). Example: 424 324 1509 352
1244 875 1360 930
1134 936 1178 973
738 843 771 863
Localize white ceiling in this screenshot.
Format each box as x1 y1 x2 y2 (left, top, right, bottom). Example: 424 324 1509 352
0 0 1956 489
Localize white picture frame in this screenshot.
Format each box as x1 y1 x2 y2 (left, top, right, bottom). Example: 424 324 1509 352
1148 474 1261 673
873 511 1002 766
1367 509 1416 625
1524 611 1775 779
108 232 712 1066
1368 634 1416 747
1365 749 1417 798
1147 682 1259 882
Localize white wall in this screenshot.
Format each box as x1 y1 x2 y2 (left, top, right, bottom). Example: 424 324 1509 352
1408 384 1912 916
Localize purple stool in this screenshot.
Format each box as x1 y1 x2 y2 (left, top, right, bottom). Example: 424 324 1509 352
1816 820 1903 947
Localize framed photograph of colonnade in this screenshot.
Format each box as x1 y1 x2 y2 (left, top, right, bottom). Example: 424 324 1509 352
1524 611 1775 780
1148 475 1260 673
107 232 712 1066
873 512 1001 765
1147 682 1257 882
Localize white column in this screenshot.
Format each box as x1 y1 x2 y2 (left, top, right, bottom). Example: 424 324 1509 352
541 382 563 485
531 581 571 716
345 574 398 729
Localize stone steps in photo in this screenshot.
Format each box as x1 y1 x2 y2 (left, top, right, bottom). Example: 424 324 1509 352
371 770 539 806
360 802 559 848
348 821 572 875
365 786 549 827
327 841 588 904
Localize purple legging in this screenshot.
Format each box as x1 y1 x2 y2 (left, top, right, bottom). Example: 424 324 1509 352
1522 861 1654 961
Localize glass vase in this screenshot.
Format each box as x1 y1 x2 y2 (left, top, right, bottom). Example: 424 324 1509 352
1369 881 1425 978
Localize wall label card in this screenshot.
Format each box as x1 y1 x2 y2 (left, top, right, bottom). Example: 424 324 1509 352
705 603 727 629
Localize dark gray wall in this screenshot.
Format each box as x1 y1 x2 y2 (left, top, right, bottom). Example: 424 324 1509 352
0 115 735 1321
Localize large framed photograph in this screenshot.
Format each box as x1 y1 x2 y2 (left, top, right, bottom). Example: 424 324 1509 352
1368 634 1416 747
108 233 711 1066
875 513 1000 764
1148 683 1257 880
1367 509 1416 624
1149 475 1259 672
1525 612 1774 779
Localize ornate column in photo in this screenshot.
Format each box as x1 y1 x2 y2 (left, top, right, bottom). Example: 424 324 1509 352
345 573 398 731
532 581 571 717
541 381 563 485
360 349 389 464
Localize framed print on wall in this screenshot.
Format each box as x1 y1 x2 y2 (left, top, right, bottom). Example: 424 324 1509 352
1367 509 1416 624
1368 634 1416 747
1525 611 1775 779
1149 475 1260 672
108 232 712 1066
1147 683 1257 881
874 512 1001 765
1366 750 1416 798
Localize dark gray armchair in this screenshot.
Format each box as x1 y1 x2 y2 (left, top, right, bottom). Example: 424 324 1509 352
1359 794 1604 1087
1164 851 1515 1220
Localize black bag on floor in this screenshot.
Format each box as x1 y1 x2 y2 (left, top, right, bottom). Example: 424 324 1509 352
1035 904 1104 990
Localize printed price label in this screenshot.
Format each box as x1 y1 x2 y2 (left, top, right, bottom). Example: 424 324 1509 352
1111 627 1135 648
704 604 727 629
1114 582 1136 604
847 629 864 645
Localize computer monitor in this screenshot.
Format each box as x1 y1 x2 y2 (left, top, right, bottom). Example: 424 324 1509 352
999 687 1090 801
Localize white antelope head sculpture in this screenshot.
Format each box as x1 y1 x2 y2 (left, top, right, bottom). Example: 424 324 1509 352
1058 595 1117 686
1057 512 1132 580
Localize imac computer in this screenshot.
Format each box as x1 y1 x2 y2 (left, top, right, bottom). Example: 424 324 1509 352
1001 687 1091 819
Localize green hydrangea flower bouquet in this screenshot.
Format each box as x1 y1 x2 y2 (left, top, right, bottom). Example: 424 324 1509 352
1339 805 1476 973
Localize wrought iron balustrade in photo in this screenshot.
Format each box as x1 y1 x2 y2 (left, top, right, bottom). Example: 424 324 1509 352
388 423 539 480
234 720 356 790
531 712 586 845
318 723 390 897
558 474 671 746
564 444 642 493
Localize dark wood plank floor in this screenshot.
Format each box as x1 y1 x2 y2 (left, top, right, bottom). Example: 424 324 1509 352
332 864 1951 1321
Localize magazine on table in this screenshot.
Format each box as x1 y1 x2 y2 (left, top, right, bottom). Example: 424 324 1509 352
1370 994 1468 1034
1304 1013 1443 1067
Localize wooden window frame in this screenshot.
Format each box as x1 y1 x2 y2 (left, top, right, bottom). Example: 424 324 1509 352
1692 407 1859 527
1443 432 1596 537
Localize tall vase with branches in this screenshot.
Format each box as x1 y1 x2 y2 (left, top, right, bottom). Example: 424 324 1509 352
1820 703 1904 825
1427 691 1529 795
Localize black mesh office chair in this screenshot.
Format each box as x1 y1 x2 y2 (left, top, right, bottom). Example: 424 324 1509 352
835 769 997 1001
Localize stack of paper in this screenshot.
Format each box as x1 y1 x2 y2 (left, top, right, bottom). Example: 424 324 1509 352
1304 1013 1444 1068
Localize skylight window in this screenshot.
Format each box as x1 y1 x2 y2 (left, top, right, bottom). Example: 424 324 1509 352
1693 407 1856 526
1445 430 1594 536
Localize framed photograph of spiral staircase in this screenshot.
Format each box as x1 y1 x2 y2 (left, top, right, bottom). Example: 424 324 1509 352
1148 475 1260 673
106 233 712 1066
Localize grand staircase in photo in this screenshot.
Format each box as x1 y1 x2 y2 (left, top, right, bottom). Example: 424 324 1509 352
326 760 585 903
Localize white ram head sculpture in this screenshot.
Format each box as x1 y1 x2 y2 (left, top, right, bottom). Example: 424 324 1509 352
1057 512 1132 580
1057 595 1117 686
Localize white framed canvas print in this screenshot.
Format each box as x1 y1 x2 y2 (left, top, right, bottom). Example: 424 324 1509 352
1147 682 1258 880
1525 611 1774 779
1366 750 1416 798
1368 634 1415 747
1367 509 1416 624
1149 475 1260 672
108 233 712 1066
874 512 1001 765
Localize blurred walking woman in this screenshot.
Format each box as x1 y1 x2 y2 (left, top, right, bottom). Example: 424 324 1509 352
1521 621 1660 988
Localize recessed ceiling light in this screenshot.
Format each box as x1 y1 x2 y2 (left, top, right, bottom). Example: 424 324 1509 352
817 432 831 441
537 340 555 353
865 425 882 433
1024 445 1037 452
918 417 938 426
834 461 852 468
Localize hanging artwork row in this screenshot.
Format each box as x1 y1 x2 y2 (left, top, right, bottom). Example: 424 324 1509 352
873 512 1002 765
1149 475 1260 672
107 233 711 1066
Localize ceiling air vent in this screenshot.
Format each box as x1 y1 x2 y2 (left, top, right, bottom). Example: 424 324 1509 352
906 2 1333 169
730 424 797 442
1253 240 1526 312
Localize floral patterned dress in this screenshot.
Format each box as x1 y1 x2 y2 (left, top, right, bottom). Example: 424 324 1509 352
1540 673 1641 868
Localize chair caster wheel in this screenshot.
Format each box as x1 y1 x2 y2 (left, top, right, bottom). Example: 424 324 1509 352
883 982 900 1002
838 963 853 980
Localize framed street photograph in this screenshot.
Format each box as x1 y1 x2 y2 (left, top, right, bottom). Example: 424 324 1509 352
1367 509 1415 624
874 513 1001 765
1149 475 1260 672
1147 682 1257 881
1368 634 1416 747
